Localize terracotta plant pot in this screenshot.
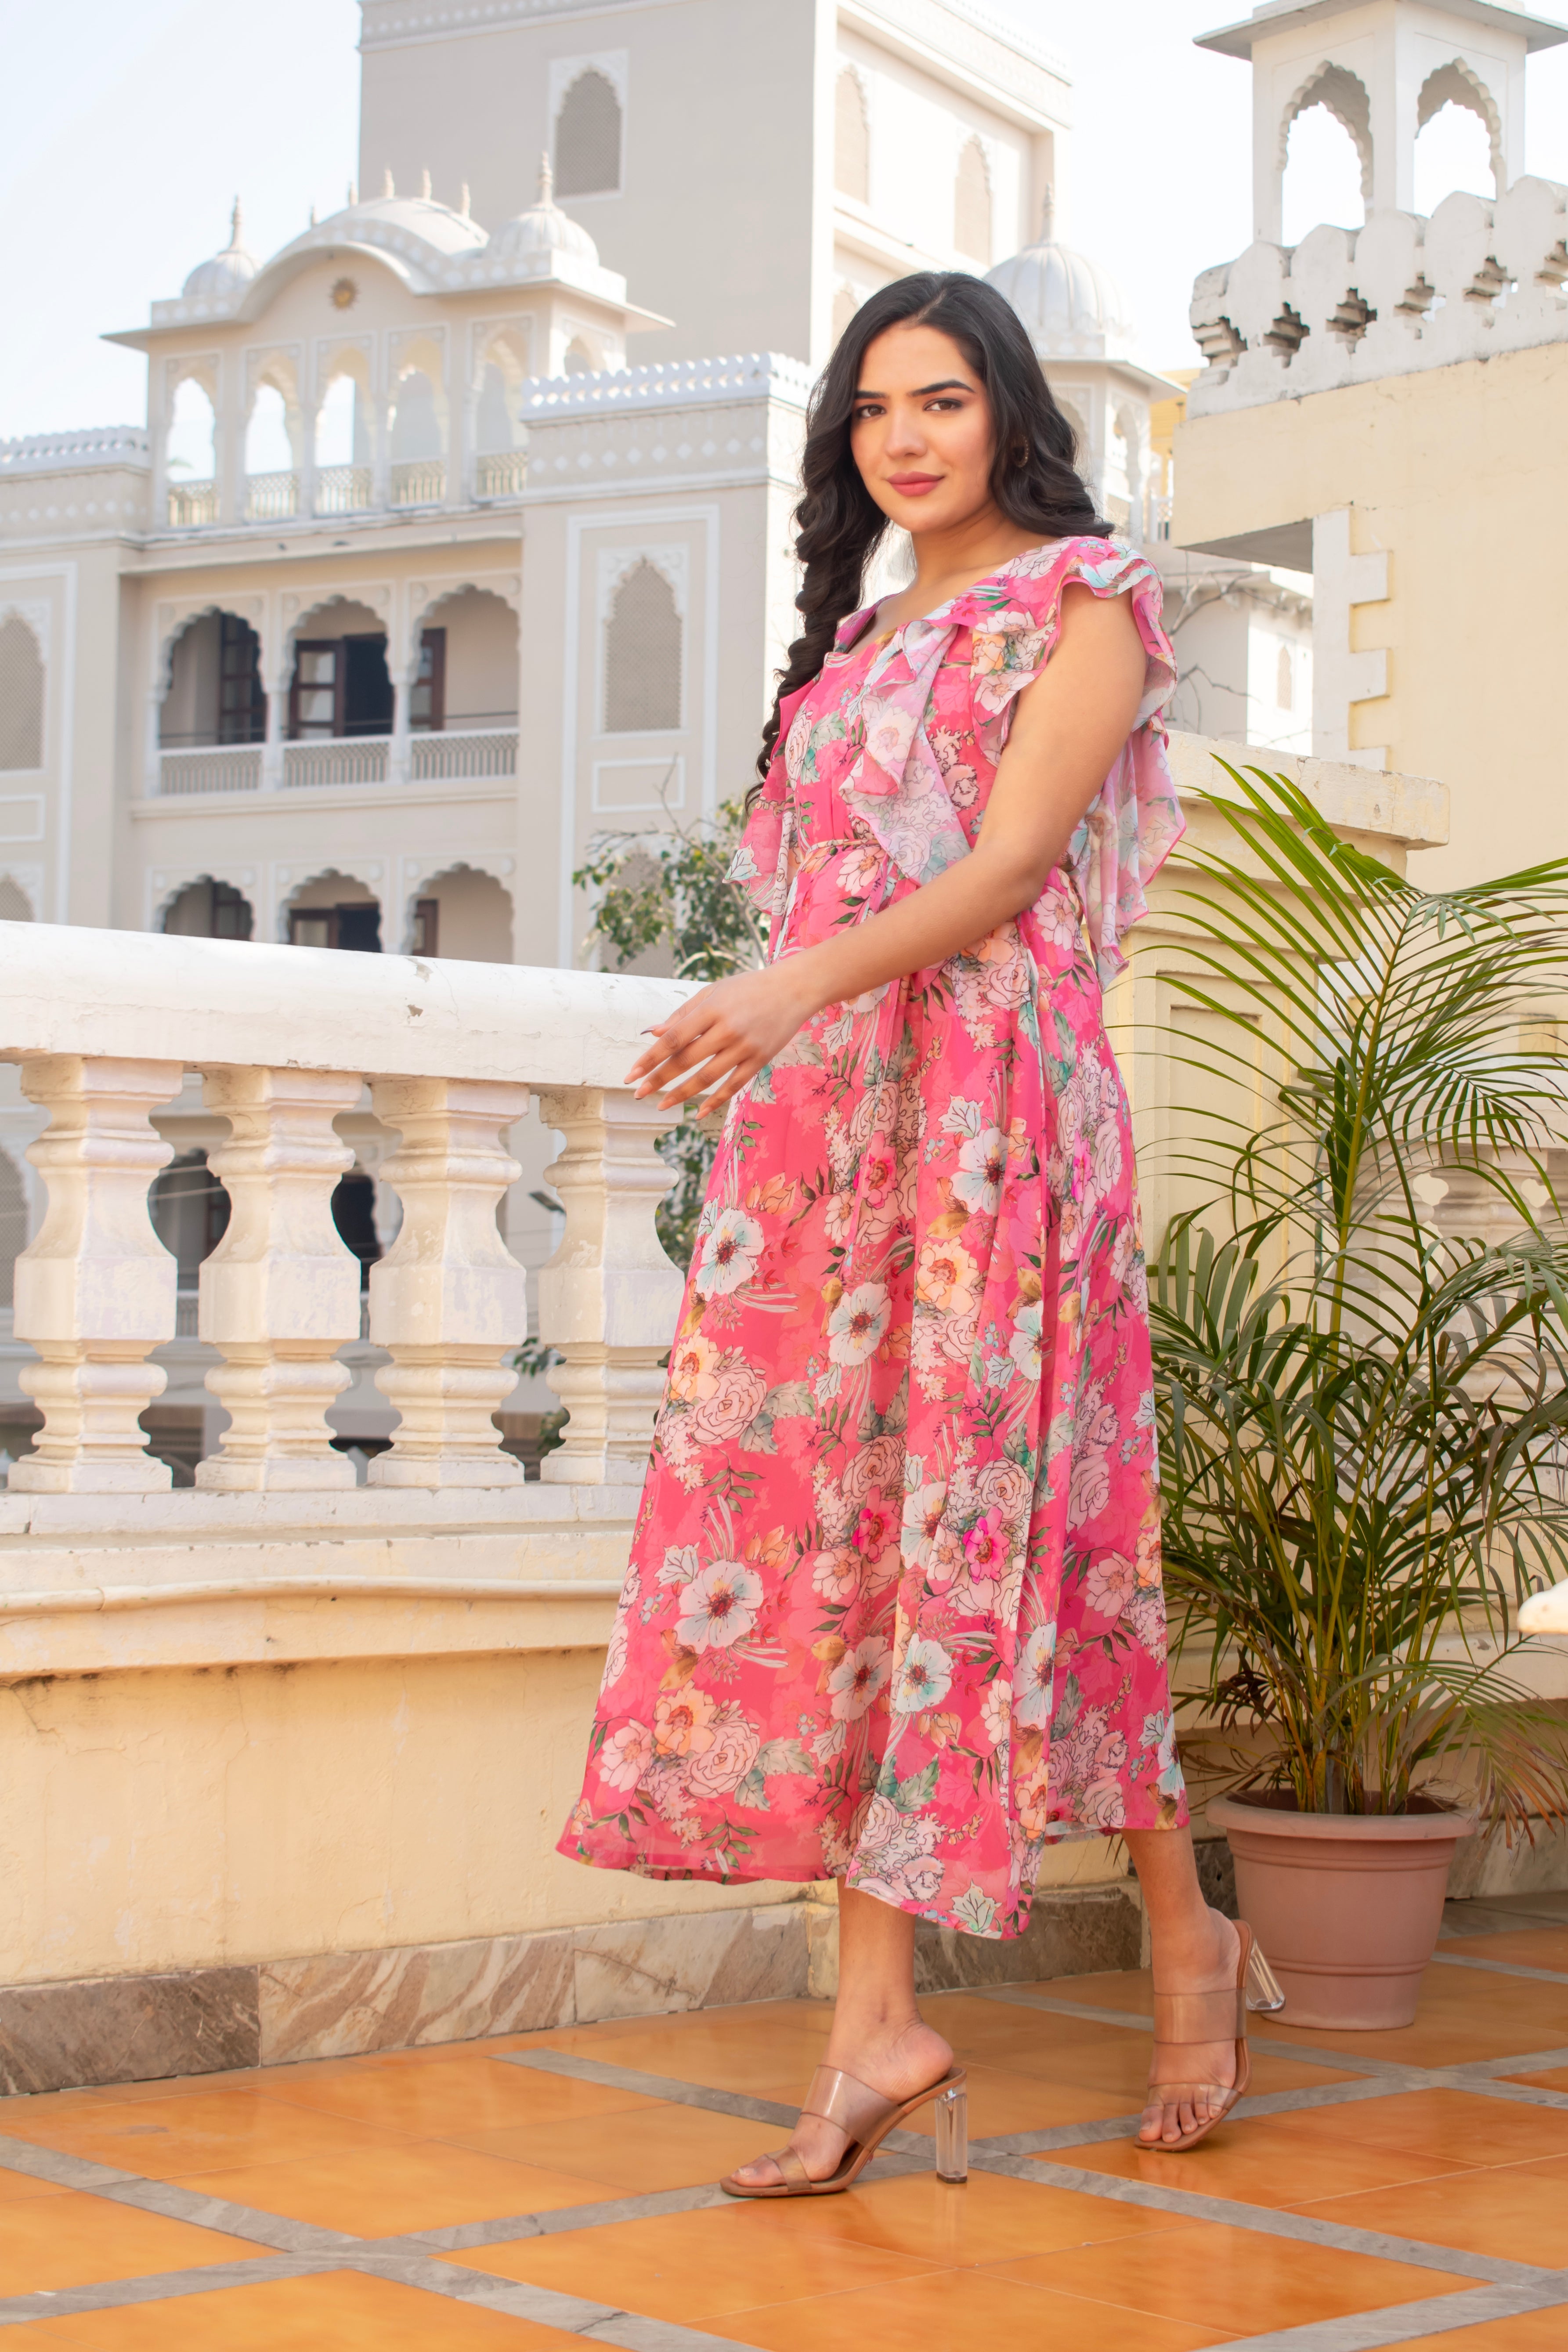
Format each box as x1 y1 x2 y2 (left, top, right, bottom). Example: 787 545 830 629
1208 1793 1476 2030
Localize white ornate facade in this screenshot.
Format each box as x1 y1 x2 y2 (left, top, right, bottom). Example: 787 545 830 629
0 0 1087 1469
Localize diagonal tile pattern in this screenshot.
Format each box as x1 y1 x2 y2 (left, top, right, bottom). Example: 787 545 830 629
0 1895 1563 2349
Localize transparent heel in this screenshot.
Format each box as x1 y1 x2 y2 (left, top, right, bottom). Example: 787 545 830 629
934 2082 968 2183
1246 1943 1287 2013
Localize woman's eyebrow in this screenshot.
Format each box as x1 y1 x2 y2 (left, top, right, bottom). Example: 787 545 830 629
853 378 974 399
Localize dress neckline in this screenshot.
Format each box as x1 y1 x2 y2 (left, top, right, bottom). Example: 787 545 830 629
837 539 1067 655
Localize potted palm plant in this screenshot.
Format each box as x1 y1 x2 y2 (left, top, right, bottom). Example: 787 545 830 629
1147 767 1568 2028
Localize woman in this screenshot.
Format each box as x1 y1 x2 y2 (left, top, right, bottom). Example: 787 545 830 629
560 272 1273 2192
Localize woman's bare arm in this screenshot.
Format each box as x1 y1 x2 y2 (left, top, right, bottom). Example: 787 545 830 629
628 583 1147 1110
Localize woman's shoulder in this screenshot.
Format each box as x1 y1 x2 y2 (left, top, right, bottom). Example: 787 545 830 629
954 537 1163 631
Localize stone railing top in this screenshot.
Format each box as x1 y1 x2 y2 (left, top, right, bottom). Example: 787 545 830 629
0 426 151 474
520 353 815 421
0 926 692 1088
1188 178 1568 418
1167 732 1449 849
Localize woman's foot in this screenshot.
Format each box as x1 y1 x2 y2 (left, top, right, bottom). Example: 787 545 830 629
1138 1905 1241 2147
728 2013 954 2190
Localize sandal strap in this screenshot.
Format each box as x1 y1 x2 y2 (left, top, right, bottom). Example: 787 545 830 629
772 2145 813 2190
1151 1987 1246 2044
798 2064 899 2141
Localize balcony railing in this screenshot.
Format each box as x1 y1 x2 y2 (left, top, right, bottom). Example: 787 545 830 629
390 459 446 507
245 470 299 522
314 464 373 515
283 737 390 789
0 925 688 1496
411 729 518 780
158 745 263 796
166 479 218 527
475 451 527 499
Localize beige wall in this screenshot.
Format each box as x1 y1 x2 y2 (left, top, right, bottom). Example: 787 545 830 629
0 1647 779 1985
1173 343 1568 888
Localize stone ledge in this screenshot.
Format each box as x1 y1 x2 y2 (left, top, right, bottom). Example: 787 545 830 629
0 1881 1151 2098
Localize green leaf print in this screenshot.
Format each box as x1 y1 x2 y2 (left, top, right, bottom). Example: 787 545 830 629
885 1757 940 1814
756 1737 814 1776
953 1884 999 1937
733 1767 770 1811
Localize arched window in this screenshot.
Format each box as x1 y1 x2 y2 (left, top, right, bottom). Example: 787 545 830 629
245 384 293 475
603 561 682 733
1276 644 1294 712
0 615 44 770
835 70 869 203
0 1149 28 1311
314 372 365 467
0 876 33 922
564 339 595 375
555 69 622 198
161 878 254 939
954 138 991 264
159 613 266 748
1414 82 1498 213
832 285 859 344
167 377 216 482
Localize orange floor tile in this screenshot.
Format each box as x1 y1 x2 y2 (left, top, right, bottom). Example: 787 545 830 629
0 1944 1563 2351
696 2264 1232 2351
1296 2154 1568 2268
164 2141 617 2237
990 2218 1474 2334
0 2191 267 2296
4 2269 595 2347
1438 1929 1568 1971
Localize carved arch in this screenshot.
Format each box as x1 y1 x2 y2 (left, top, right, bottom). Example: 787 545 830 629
1278 60 1374 206
1417 58 1504 194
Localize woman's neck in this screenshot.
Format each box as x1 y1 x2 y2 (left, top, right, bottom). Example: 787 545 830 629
881 510 1047 630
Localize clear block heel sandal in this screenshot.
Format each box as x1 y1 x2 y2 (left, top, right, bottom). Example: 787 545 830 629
1143 1919 1283 2154
719 2063 968 2198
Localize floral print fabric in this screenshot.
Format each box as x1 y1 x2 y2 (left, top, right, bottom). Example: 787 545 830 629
560 538 1190 1939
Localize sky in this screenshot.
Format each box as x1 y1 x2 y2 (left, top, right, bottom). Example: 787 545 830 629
4 0 1568 437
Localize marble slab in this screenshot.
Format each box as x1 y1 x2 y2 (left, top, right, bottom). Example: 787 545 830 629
0 1963 259 2096
260 1927 576 2063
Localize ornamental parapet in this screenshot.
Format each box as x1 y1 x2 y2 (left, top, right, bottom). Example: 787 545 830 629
1188 177 1568 419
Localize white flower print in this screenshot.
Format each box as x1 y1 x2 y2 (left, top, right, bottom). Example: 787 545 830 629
1009 1299 1043 1382
599 1720 654 1791
676 1559 764 1651
827 1636 892 1721
1014 1622 1057 1727
827 1280 891 1366
694 1208 764 1298
954 1125 1008 1214
892 1635 954 1715
980 1679 1013 1749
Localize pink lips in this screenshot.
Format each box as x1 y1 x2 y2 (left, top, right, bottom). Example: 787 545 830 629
889 474 942 495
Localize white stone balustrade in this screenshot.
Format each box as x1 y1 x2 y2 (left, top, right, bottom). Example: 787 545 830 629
10 1056 184 1492
367 1077 530 1488
195 1067 364 1491
537 1088 686 1485
0 924 693 1500
1189 177 1568 418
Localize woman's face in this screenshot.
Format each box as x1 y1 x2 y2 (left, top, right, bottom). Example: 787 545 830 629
849 322 999 537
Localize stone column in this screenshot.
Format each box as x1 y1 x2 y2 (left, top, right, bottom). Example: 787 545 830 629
535 1086 684 1486
8 1055 184 1492
366 1076 531 1487
195 1067 364 1490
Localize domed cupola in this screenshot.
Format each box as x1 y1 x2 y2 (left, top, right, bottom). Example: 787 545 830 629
485 155 600 271
181 200 257 303
984 190 1134 363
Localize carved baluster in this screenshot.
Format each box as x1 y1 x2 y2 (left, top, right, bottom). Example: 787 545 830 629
535 1086 683 1486
8 1055 184 1492
365 1076 530 1486
195 1067 364 1490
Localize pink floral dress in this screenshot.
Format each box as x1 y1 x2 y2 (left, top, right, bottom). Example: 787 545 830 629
560 538 1190 1939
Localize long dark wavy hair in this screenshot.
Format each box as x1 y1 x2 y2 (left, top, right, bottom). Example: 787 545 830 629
751 271 1107 802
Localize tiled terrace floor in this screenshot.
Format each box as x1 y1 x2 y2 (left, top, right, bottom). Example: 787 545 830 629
0 1896 1565 2350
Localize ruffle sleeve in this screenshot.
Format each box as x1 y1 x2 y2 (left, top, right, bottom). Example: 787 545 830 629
956 538 1182 983
726 677 816 936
